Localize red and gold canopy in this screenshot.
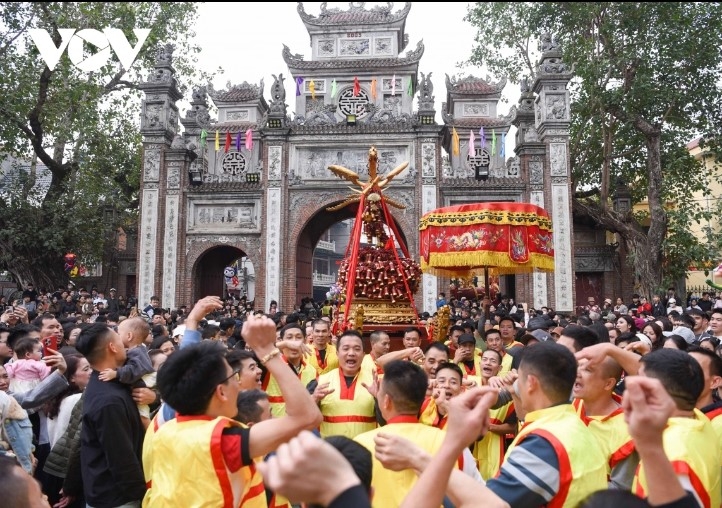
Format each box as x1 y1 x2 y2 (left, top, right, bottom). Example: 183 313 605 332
419 202 554 276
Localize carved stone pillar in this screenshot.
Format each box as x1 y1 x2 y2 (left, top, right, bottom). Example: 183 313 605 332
512 79 548 309
533 34 575 312
138 44 182 309
420 139 438 314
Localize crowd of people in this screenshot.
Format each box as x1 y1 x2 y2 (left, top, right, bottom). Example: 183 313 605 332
0 283 721 507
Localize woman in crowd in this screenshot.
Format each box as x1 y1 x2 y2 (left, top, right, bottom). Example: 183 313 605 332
640 322 664 351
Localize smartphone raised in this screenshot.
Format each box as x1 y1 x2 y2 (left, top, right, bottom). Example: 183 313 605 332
43 335 58 357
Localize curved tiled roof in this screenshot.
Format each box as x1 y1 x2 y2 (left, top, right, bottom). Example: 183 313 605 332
208 81 265 103
297 2 411 26
283 40 424 70
445 74 507 96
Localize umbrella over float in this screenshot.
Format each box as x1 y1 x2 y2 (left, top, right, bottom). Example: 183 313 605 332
419 202 555 298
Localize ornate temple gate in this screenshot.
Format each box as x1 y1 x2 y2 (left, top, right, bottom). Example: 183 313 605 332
136 4 577 314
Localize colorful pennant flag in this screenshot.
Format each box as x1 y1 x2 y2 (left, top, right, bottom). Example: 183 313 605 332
500 133 506 158
245 128 253 150
235 131 241 152
309 80 316 99
452 127 460 156
331 79 338 98
200 129 207 146
407 77 413 97
370 78 377 100
295 77 304 96
353 77 361 96
214 130 219 151
491 130 496 156
391 74 396 96
479 127 485 149
468 130 475 157
224 132 231 153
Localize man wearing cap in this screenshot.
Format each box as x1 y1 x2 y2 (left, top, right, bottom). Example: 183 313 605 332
453 334 482 378
106 289 120 313
666 298 683 315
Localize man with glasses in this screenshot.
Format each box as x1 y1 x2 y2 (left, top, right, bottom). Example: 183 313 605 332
143 315 321 507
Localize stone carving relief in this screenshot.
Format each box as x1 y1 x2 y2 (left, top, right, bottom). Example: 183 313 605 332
382 77 402 92
539 58 569 75
226 110 249 121
421 143 436 177
524 126 540 142
318 39 335 56
143 149 161 182
550 143 568 176
506 157 520 178
143 104 163 129
545 95 567 120
221 152 247 177
529 156 544 185
185 235 261 256
190 203 259 231
268 146 282 181
382 96 402 116
304 80 326 94
340 39 370 56
552 184 574 311
296 148 409 180
166 165 181 189
338 88 369 117
374 37 393 55
462 103 489 117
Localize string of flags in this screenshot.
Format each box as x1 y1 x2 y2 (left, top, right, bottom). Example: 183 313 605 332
455 127 508 158
200 128 254 152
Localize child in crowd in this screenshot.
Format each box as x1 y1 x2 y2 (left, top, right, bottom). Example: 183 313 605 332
5 338 51 393
99 330 155 428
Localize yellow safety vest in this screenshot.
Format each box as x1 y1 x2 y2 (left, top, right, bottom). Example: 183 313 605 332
504 404 607 508
318 368 376 439
455 355 482 377
703 405 722 443
633 410 722 508
419 397 447 429
306 344 339 375
499 350 513 375
262 357 317 418
355 416 457 508
361 353 384 378
142 415 266 508
473 401 515 481
573 398 635 477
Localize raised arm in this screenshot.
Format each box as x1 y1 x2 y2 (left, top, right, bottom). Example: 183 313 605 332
245 316 322 458
375 347 423 369
181 296 224 349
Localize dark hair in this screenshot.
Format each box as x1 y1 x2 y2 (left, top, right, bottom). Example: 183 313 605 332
337 329 363 349
235 389 269 425
484 328 501 340
663 334 689 351
311 319 330 330
13 338 39 359
482 348 503 364
201 324 220 340
498 316 516 329
579 489 649 508
150 335 174 351
577 315 592 327
226 349 257 371
151 324 167 339
75 323 115 365
31 313 57 328
219 318 236 332
46 354 85 419
380 360 428 413
641 322 663 349
280 323 305 338
157 341 231 415
403 327 421 336
63 323 83 343
323 436 373 496
617 315 637 333
519 342 577 403
369 330 390 344
559 325 600 352
640 349 703 411
434 362 463 382
423 341 449 357
0 455 28 506
7 324 40 350
688 346 722 378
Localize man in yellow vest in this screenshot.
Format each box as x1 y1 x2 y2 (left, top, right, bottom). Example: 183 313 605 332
453 334 482 378
486 342 607 507
473 349 517 481
632 348 722 507
306 319 338 375
572 356 637 489
143 315 322 507
354 360 468 508
689 347 722 441
262 323 318 417
484 328 513 375
361 330 390 377
314 330 376 438
419 361 464 429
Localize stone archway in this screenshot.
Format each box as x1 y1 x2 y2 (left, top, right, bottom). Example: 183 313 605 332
192 246 249 302
295 201 410 303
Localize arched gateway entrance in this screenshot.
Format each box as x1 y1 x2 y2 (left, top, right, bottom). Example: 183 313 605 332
193 246 255 303
295 201 409 304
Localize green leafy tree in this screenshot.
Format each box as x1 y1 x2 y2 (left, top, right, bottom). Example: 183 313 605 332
0 2 207 290
466 2 722 298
